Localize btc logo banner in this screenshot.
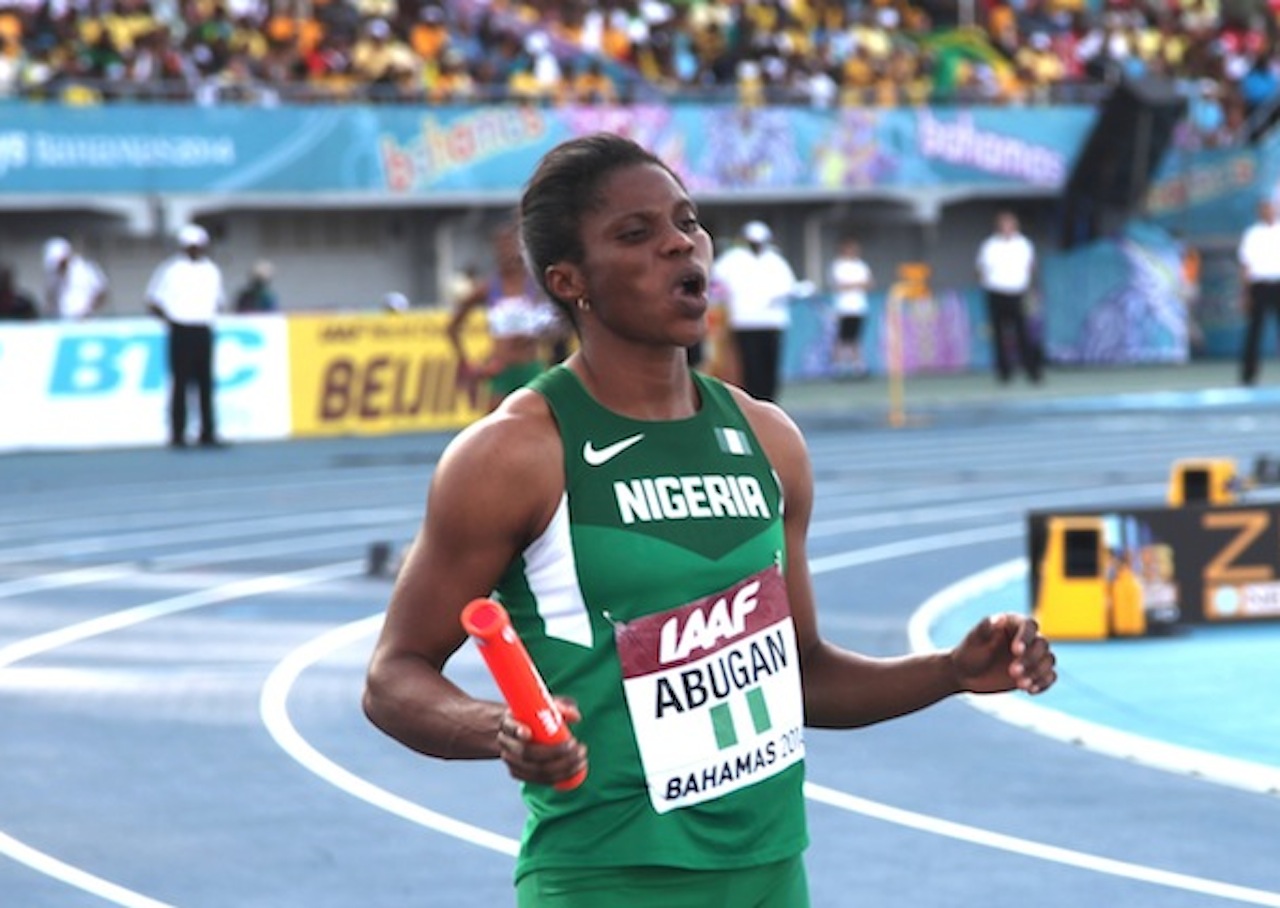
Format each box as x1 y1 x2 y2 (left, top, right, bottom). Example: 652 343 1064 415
0 318 289 452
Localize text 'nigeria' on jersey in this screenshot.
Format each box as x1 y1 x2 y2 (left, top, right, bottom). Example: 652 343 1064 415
613 474 771 525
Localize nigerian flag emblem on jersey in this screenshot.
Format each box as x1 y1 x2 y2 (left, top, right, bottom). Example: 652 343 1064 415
716 427 751 456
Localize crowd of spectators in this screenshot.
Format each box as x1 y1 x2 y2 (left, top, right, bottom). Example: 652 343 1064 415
0 0 1276 142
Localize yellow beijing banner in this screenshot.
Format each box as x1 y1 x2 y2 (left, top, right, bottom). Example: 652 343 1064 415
287 311 491 436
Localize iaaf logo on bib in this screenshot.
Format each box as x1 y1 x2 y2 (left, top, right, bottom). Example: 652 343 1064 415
659 580 760 665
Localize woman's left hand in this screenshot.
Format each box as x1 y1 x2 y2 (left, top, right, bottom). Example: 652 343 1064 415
950 613 1057 696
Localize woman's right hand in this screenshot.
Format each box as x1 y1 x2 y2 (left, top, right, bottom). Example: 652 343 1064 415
495 698 588 789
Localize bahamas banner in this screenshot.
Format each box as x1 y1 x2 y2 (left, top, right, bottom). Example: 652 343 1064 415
0 102 1094 196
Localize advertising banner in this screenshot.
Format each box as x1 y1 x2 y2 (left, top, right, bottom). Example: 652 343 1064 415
0 317 291 452
1041 221 1190 365
287 310 489 437
1028 501 1280 625
0 102 1095 197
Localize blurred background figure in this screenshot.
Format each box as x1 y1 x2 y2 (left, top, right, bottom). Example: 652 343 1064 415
146 224 227 449
383 291 410 312
829 235 875 378
447 219 564 411
712 219 800 401
0 265 39 320
234 260 280 313
1237 197 1280 386
447 264 481 310
976 210 1042 385
43 236 109 320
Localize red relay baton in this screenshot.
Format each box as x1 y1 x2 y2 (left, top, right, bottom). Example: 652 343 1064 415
460 598 587 791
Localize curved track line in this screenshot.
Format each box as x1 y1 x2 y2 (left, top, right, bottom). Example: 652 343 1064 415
0 832 173 908
258 615 520 856
0 561 365 906
803 784 1280 906
906 559 1280 797
267 598 1280 903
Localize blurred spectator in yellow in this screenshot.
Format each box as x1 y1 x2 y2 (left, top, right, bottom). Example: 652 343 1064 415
428 47 477 102
410 5 450 63
351 18 419 99
569 56 616 103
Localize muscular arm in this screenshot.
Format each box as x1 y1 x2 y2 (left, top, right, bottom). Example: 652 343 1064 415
362 392 564 759
739 394 1055 729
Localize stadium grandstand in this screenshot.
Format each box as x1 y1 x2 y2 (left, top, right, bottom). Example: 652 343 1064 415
0 0 1272 121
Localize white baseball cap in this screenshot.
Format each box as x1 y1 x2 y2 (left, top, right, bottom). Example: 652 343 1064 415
43 236 72 270
742 220 772 244
177 224 209 248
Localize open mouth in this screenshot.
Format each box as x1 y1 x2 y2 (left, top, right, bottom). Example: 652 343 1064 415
677 271 707 297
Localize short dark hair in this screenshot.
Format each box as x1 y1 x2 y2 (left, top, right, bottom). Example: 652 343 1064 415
519 133 682 309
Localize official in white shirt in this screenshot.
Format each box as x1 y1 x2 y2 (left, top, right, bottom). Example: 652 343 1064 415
146 224 227 448
43 236 109 319
1237 197 1280 385
975 210 1042 384
829 235 874 377
712 220 799 401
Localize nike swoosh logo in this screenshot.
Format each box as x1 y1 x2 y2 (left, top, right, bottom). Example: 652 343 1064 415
582 433 645 467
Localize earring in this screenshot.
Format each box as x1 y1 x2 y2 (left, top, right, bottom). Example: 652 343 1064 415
576 297 590 312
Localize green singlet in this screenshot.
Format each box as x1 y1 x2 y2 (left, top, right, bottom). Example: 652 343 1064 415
516 855 809 908
489 360 547 401
495 365 809 903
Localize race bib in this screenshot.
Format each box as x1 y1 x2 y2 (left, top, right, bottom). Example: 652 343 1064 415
614 566 805 814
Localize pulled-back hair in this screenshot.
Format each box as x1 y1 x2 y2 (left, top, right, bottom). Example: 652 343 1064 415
519 133 681 311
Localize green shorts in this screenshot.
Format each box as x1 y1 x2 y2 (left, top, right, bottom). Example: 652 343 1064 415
516 856 809 908
488 361 546 400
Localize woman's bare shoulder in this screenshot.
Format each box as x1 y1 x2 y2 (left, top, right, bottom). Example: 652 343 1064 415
439 388 562 480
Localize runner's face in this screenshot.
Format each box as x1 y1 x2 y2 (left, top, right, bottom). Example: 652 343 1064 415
576 163 712 348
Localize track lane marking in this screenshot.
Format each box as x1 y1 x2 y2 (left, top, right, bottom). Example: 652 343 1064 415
258 615 520 857
907 559 1280 797
0 560 365 907
265 545 1280 904
803 783 1280 906
7 531 1279 905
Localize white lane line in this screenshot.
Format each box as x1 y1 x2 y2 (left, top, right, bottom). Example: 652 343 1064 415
803 783 1280 906
0 832 174 908
258 615 520 857
0 560 366 906
809 482 1166 537
265 530 1280 904
0 508 416 565
258 518 1027 856
808 524 1022 573
0 561 364 669
907 559 1280 798
0 564 139 600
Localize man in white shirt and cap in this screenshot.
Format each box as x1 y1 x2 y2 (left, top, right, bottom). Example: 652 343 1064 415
975 210 1043 384
711 219 800 401
1237 197 1280 385
146 224 227 448
43 236 109 319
